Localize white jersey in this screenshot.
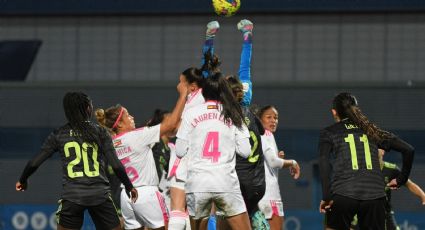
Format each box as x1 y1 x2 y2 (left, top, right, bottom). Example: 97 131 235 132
176 101 250 193
260 130 282 201
183 88 205 114
169 88 205 183
113 125 161 187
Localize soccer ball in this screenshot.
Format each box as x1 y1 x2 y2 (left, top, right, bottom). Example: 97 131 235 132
212 0 241 17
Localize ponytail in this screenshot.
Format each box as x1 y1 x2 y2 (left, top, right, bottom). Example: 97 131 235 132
346 106 392 143
333 92 392 143
225 75 244 103
201 49 221 77
202 72 244 128
95 104 123 135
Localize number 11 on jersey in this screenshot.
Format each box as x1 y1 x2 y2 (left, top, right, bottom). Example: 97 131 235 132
344 134 373 170
202 131 221 163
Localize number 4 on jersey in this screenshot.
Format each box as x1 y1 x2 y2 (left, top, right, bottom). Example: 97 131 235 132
202 131 221 163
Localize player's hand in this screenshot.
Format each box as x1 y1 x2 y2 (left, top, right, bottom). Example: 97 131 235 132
177 80 189 97
206 21 220 39
289 160 300 179
387 178 399 190
130 188 138 203
16 181 27 191
237 19 253 34
319 200 333 213
278 151 285 159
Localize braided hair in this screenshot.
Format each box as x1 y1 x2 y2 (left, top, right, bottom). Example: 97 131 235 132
332 92 393 143
63 92 100 146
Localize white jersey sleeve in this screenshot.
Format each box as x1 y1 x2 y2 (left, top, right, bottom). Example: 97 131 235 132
235 125 251 158
260 130 282 201
176 113 193 142
262 133 284 168
132 125 161 146
182 88 205 116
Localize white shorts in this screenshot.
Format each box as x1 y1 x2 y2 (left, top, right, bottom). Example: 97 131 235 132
186 192 246 220
120 186 169 229
258 199 284 219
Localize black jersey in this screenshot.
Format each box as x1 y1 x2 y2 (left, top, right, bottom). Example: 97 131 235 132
19 123 133 206
152 139 171 180
319 119 414 202
382 162 401 213
235 107 266 188
319 119 384 200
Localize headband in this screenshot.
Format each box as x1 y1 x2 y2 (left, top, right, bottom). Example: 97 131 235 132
112 107 124 129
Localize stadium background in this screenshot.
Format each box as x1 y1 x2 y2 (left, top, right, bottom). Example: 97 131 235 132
0 0 424 229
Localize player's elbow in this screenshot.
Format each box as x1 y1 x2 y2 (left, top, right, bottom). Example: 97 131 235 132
175 138 188 158
236 138 251 158
161 120 179 135
237 146 251 159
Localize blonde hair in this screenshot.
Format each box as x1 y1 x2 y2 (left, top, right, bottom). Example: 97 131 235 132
95 105 123 135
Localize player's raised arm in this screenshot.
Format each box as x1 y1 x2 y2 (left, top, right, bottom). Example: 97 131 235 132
201 21 220 78
159 79 188 136
237 19 254 107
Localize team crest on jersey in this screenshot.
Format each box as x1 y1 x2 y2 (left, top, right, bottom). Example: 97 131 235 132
113 139 122 147
207 105 218 109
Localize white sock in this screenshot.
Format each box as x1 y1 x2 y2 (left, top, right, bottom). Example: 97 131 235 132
168 210 187 230
185 214 191 230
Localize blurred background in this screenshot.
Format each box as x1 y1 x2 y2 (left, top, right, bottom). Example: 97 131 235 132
1 0 424 229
